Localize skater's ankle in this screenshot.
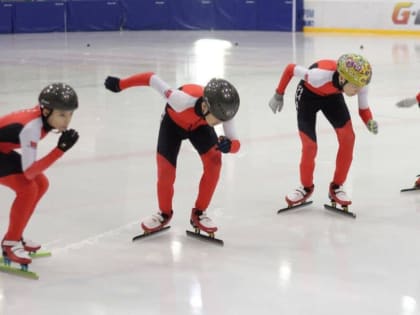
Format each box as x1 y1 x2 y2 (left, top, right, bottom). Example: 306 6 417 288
303 184 314 193
160 210 173 220
192 208 204 217
330 182 341 190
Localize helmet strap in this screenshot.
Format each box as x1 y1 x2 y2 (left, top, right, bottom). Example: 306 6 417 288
40 107 54 132
338 75 348 89
200 98 211 118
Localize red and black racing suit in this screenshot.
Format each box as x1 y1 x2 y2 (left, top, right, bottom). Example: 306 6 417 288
118 72 240 215
0 106 63 242
275 61 374 187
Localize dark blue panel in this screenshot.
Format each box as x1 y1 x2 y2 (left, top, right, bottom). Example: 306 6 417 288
122 0 169 30
14 1 65 33
0 3 13 33
67 0 122 31
213 0 256 30
257 0 292 31
295 0 304 31
168 0 215 30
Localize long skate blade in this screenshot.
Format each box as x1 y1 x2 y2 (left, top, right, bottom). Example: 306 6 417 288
132 226 170 242
324 204 356 218
186 230 224 246
29 251 52 259
400 187 420 192
277 201 313 214
0 264 39 280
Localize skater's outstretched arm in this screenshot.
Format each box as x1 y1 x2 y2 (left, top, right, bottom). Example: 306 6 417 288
105 72 197 112
269 63 336 114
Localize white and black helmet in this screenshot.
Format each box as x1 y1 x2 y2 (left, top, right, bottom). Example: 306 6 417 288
204 78 239 121
39 83 78 111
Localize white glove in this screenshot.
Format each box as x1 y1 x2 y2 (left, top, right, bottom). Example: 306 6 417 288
366 119 378 134
268 93 284 114
396 97 417 108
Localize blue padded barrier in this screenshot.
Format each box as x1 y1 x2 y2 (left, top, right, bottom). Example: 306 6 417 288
213 0 256 30
168 0 215 30
67 0 122 31
1 0 303 33
0 2 13 33
257 0 293 31
14 1 66 33
122 0 169 30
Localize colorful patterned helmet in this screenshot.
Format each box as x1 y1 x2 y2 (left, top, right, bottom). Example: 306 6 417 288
39 83 78 111
204 78 240 121
337 54 372 88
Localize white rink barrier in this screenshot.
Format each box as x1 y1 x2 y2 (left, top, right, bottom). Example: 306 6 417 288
303 0 420 35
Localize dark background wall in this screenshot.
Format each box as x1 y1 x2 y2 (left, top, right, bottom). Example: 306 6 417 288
0 0 304 34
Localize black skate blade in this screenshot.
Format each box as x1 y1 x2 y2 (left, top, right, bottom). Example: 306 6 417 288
186 230 224 246
324 204 356 218
277 201 313 214
132 226 170 242
400 187 420 192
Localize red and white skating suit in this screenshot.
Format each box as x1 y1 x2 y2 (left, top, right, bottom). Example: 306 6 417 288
275 61 375 187
0 105 63 242
118 72 240 216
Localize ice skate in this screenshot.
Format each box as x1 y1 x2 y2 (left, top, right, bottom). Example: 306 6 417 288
2 240 31 265
186 209 223 246
132 211 172 241
0 240 39 279
21 238 41 253
324 183 356 218
20 238 51 259
400 175 420 192
328 182 352 206
278 185 314 213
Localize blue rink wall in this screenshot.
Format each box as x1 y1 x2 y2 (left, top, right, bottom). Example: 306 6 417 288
0 0 303 34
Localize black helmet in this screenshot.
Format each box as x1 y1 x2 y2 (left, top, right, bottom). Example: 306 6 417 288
39 83 78 111
203 78 239 121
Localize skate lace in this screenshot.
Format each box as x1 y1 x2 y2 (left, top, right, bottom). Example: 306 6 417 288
9 244 30 259
21 238 37 247
198 213 212 224
332 186 349 200
289 186 306 198
152 213 165 223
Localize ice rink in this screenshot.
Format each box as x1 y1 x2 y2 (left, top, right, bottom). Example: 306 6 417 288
0 30 419 315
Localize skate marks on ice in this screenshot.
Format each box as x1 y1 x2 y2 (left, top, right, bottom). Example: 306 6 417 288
132 226 171 241
0 251 52 280
185 229 224 246
277 201 313 214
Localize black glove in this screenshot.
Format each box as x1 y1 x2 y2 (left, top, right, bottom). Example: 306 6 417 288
216 136 231 153
104 76 121 92
57 129 79 152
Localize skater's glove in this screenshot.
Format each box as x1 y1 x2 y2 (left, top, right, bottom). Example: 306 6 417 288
366 119 378 135
268 93 284 114
216 136 232 153
396 97 417 108
104 76 121 92
57 129 79 152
